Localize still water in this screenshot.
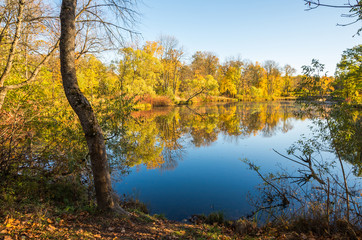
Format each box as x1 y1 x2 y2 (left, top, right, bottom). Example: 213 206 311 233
113 101 316 221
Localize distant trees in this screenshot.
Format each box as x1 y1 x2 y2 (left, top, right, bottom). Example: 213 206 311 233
191 51 219 78
219 65 239 97
264 60 282 97
119 41 163 96
282 65 297 96
298 59 333 96
112 42 322 101
159 35 184 95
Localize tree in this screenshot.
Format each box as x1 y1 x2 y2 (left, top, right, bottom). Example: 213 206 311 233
241 61 267 98
59 0 136 213
304 0 362 35
282 65 296 96
119 41 163 96
264 60 282 97
334 44 362 102
191 51 219 79
219 66 238 97
0 0 59 109
219 58 244 97
159 35 184 95
299 59 326 96
185 75 219 103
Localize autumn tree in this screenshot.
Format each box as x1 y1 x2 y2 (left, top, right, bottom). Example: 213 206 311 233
59 0 137 213
219 65 238 97
76 55 109 102
264 60 282 97
0 0 59 109
184 75 219 103
219 59 244 97
241 61 267 98
334 44 362 102
119 41 163 96
191 51 220 78
159 35 184 95
178 64 193 96
282 64 296 96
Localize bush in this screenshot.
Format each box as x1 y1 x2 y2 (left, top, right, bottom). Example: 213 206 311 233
205 212 225 225
120 195 149 214
151 96 173 107
139 94 173 107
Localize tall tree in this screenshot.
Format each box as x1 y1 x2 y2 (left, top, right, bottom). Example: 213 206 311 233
219 66 238 97
241 61 267 97
59 0 132 213
264 60 282 97
191 51 219 78
119 41 163 96
282 64 296 96
159 35 184 95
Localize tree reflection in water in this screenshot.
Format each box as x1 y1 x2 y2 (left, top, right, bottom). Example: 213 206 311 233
112 101 306 171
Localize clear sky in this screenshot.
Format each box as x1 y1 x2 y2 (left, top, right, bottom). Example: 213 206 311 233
134 0 361 75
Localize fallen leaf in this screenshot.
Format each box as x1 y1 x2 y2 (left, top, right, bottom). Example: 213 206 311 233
47 224 56 232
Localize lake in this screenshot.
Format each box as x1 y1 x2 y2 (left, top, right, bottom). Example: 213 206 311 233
112 101 349 221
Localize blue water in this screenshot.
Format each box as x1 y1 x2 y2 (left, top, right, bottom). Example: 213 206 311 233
113 102 318 220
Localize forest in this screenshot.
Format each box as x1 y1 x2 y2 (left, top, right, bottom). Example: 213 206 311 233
0 0 361 239
2 37 361 112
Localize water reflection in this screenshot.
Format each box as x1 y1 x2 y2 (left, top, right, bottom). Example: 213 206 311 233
117 101 304 170
112 101 317 220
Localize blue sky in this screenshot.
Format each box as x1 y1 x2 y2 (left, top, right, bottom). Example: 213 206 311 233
134 0 360 75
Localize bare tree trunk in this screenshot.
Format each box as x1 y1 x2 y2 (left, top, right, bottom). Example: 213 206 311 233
59 0 127 214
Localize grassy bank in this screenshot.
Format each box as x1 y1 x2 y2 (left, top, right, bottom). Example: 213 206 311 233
1 201 360 239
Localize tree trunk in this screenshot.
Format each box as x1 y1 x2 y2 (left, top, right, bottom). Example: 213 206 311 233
0 88 8 109
59 0 127 214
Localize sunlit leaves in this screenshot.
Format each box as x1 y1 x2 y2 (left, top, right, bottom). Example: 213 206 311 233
334 44 362 103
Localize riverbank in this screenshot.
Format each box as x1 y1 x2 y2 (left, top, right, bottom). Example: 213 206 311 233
1 203 360 239
0 204 237 239
133 95 299 110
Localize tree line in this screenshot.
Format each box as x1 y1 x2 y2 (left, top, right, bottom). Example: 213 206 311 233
2 35 361 111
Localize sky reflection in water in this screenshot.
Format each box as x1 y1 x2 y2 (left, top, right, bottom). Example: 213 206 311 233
113 101 315 221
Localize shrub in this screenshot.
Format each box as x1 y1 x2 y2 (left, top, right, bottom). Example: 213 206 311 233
205 212 225 225
139 94 173 107
151 96 173 107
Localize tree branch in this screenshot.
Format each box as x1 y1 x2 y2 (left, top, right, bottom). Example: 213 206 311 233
0 0 25 87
